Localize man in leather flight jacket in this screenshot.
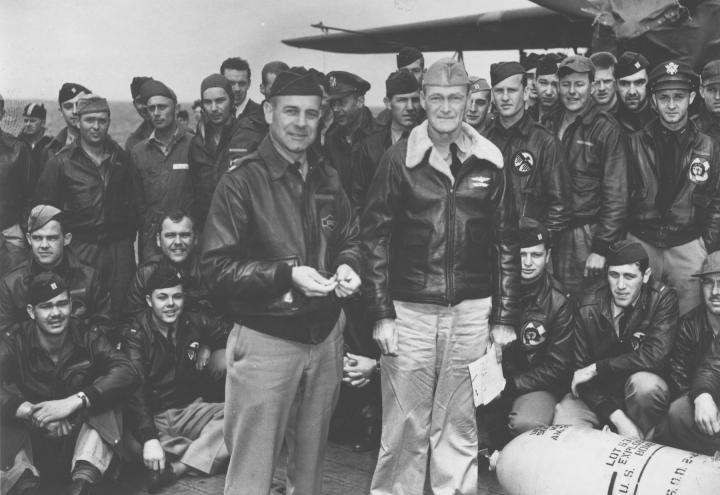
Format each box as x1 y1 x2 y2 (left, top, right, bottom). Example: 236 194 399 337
485 62 568 243
555 241 678 440
661 252 720 454
627 60 720 315
0 272 138 495
361 58 520 495
201 69 361 495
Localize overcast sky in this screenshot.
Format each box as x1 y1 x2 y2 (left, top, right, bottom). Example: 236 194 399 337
1 0 534 106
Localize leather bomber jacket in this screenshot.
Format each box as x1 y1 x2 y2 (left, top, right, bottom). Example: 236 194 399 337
200 137 362 344
669 305 718 399
690 330 720 402
360 123 520 326
545 103 628 255
485 111 569 243
504 272 573 396
122 309 229 443
0 318 139 422
573 278 678 422
628 119 720 250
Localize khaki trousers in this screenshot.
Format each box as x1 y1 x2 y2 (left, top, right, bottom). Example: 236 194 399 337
370 298 491 495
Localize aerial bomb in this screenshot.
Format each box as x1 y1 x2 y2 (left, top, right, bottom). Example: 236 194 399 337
493 425 720 495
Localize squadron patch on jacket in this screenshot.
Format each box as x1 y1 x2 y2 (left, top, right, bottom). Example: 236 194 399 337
689 157 709 184
521 321 547 347
630 331 646 352
512 151 535 176
321 214 337 231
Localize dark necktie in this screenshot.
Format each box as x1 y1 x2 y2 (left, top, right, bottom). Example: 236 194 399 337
450 143 462 178
619 307 634 337
400 130 409 141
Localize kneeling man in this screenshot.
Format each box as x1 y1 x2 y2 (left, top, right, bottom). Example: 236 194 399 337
555 240 678 440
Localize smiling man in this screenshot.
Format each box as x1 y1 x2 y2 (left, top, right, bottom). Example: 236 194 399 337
661 251 720 454
0 272 138 495
485 61 568 242
546 55 628 296
555 240 678 440
0 205 112 330
626 60 720 315
201 67 361 495
362 58 519 495
35 96 142 321
131 79 195 262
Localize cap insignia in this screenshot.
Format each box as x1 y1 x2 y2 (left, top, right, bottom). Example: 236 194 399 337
665 62 679 75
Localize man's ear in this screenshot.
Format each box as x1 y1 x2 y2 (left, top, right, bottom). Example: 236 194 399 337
145 294 152 308
689 91 697 106
63 232 72 247
357 95 365 107
643 266 652 284
26 304 35 320
383 97 391 110
263 100 274 126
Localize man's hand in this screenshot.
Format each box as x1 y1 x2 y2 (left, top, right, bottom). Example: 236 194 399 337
694 393 720 436
291 266 337 297
571 364 598 397
196 345 211 371
143 439 166 472
373 318 398 356
31 395 83 428
334 264 361 298
15 401 38 421
584 253 606 278
343 353 377 388
45 419 73 437
610 409 643 439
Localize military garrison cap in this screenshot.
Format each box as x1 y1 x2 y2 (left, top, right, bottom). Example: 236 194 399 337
77 96 110 116
27 205 62 233
23 103 46 119
397 47 423 68
701 60 720 87
490 61 525 87
385 70 419 98
616 52 649 79
58 83 91 104
325 71 371 100
557 55 594 79
519 217 549 248
269 69 324 98
606 240 648 267
423 58 468 87
28 272 68 306
469 77 490 94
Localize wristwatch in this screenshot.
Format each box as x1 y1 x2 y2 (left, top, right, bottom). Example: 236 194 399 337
76 391 90 409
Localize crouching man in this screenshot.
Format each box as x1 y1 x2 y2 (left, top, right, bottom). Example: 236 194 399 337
659 251 720 454
122 266 229 493
555 240 678 440
0 273 138 495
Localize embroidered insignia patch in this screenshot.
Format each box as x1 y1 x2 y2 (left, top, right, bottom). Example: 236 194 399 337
688 157 710 184
321 214 336 231
512 151 535 176
187 341 199 361
328 76 337 89
665 62 679 75
521 321 547 347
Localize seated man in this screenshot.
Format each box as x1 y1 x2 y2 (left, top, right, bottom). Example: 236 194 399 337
122 266 229 493
660 251 720 454
0 272 138 495
123 209 213 321
554 240 678 440
502 220 574 435
0 205 113 332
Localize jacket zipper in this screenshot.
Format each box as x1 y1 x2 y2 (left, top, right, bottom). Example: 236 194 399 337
446 176 455 305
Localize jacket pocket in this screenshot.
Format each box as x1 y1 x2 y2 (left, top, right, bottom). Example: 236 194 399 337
393 226 430 290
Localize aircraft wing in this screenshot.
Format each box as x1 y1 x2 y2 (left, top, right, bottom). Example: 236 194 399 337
282 6 592 54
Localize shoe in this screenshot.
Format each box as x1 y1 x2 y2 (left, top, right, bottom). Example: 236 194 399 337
7 470 40 495
351 422 380 453
147 465 176 493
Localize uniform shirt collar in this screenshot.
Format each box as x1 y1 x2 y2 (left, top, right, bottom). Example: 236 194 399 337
405 120 503 183
234 97 250 118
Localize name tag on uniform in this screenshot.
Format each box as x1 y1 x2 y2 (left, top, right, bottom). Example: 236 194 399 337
576 140 593 147
172 163 189 170
228 148 248 154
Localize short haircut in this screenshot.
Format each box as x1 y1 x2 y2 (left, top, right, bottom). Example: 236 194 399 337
637 258 650 274
590 52 617 72
156 208 196 236
220 57 251 79
192 99 202 110
262 61 290 86
177 110 189 120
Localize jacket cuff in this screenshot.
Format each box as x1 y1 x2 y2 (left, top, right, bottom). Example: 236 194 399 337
690 387 716 403
591 238 611 256
274 262 293 292
595 359 610 378
3 396 26 422
136 425 160 445
335 255 361 279
81 386 102 413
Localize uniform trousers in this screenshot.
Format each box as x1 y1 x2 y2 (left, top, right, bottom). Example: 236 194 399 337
370 298 491 495
69 239 135 323
153 399 227 474
553 372 670 437
661 394 720 455
626 234 706 316
223 315 344 495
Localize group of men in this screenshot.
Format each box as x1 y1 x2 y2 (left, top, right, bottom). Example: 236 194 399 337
2 43 720 495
